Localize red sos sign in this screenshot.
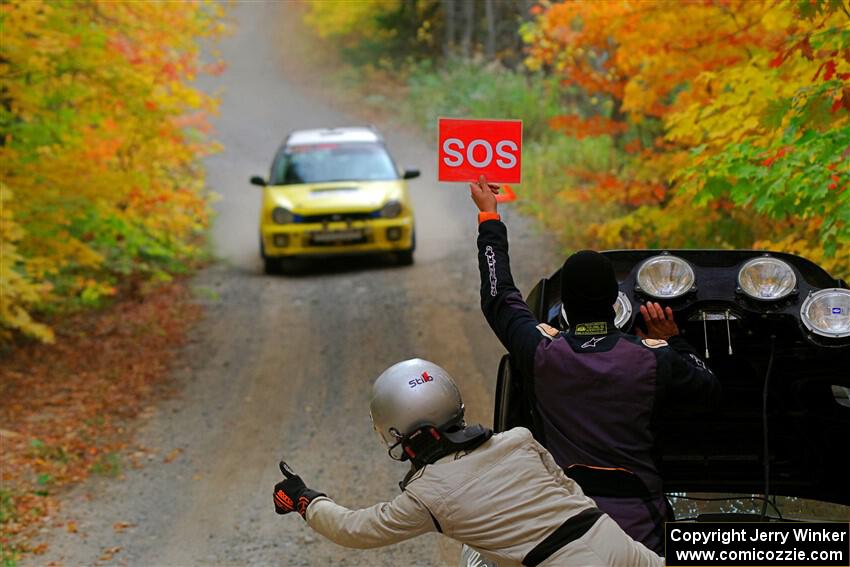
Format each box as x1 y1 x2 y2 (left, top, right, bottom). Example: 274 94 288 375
438 118 522 183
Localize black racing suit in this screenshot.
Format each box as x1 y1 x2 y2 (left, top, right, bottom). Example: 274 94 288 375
477 219 721 554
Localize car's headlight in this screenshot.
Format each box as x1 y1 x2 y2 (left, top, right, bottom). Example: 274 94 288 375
636 255 695 299
737 257 796 300
613 291 632 329
380 200 402 219
801 288 850 338
272 207 294 224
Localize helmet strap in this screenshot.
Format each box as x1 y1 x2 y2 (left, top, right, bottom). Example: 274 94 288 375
400 423 493 475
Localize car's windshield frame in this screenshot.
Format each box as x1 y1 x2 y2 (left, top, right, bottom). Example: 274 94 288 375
269 141 401 186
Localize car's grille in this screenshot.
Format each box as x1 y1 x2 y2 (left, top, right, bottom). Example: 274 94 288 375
309 234 371 247
294 211 379 224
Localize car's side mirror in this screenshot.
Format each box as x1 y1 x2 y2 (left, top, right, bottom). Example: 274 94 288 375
250 175 267 187
402 169 420 180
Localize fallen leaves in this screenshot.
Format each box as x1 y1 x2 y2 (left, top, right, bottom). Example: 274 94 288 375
112 521 135 533
99 546 122 561
163 447 184 464
0 280 201 560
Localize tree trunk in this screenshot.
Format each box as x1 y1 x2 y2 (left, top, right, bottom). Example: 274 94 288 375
442 0 455 59
461 0 475 59
485 0 495 59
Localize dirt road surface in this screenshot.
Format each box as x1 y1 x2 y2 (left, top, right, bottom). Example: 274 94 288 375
28 3 556 567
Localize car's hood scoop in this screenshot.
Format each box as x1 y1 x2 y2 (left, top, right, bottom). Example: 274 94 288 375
310 186 358 194
269 181 400 213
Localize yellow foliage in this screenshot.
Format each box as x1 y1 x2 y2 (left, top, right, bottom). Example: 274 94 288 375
1 0 226 342
304 0 399 41
0 185 54 342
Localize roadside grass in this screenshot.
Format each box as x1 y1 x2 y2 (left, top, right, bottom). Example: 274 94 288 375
1 544 19 567
0 490 21 567
90 453 123 478
404 59 568 143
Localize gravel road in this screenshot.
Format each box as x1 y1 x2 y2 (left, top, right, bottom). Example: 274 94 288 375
27 3 556 566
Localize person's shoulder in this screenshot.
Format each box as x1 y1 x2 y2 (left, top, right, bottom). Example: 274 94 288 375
638 337 669 349
618 332 670 350
497 426 534 443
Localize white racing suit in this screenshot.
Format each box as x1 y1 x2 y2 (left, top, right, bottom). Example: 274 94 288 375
305 427 663 567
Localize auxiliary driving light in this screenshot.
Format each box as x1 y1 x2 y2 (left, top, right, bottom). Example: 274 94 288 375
272 207 294 224
738 257 796 300
386 227 402 241
801 288 850 338
613 292 633 329
636 255 695 299
381 200 402 219
273 234 289 248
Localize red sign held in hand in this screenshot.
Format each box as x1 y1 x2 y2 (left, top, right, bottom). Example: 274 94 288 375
438 118 522 184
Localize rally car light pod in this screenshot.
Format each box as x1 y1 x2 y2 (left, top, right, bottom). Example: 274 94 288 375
635 254 695 299
737 257 796 301
801 288 850 338
272 207 294 224
380 200 403 219
613 292 632 329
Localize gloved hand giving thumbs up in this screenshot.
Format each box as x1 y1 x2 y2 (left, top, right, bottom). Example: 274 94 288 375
273 460 326 519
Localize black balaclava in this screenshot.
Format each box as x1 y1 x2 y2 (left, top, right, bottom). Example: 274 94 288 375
560 250 619 325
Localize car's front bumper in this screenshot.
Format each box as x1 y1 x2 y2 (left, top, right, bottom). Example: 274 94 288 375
261 216 414 258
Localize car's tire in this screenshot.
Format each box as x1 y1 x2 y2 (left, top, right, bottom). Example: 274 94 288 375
396 228 415 266
278 257 301 275
396 249 414 266
263 257 282 275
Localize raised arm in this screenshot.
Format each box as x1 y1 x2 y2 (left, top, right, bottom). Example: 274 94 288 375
471 176 545 377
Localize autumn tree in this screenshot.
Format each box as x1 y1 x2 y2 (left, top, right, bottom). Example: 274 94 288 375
524 0 849 275
0 0 226 342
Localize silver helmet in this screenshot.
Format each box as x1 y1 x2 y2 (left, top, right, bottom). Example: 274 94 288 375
369 359 465 453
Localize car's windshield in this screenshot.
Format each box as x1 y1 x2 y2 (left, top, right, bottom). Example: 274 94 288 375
271 142 398 184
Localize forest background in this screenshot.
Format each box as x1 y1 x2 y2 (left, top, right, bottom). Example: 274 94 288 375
1 1 847 563
2 0 848 344
303 0 849 279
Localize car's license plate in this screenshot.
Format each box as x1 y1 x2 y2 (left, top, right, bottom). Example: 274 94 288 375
311 229 364 243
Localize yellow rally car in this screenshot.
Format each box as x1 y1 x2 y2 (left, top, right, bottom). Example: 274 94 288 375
251 127 418 273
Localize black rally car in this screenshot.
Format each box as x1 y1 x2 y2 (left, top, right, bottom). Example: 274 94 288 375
494 250 850 513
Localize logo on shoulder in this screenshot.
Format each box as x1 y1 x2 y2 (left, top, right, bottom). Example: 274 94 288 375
408 371 434 389
641 338 668 349
536 323 560 340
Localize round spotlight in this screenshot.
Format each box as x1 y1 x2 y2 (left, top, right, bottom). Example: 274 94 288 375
636 255 695 299
801 288 850 338
272 207 294 224
613 292 633 329
381 200 402 218
738 257 796 300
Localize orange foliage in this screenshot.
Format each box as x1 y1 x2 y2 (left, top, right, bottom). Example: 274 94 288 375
549 115 628 139
524 0 849 271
